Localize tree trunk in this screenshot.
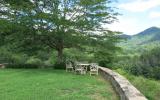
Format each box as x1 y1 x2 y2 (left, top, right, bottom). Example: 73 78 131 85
57 48 63 64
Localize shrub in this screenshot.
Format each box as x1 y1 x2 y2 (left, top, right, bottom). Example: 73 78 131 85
152 66 160 80
54 62 66 69
26 57 43 65
114 47 160 80
130 65 142 76
98 60 113 68
6 64 39 69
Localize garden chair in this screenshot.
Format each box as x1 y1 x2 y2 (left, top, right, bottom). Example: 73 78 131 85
0 64 5 69
90 64 99 76
66 62 74 72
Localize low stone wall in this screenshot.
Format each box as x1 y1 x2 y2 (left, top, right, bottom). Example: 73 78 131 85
99 67 147 100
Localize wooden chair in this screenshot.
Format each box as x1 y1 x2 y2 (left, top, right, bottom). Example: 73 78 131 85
90 64 99 76
66 62 74 72
0 64 5 69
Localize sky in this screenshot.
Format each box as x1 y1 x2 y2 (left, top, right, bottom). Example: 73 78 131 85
107 0 160 35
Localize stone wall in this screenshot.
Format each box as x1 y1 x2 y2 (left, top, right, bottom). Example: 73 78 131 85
99 67 147 100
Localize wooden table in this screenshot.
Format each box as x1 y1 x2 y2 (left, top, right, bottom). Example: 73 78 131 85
75 64 90 74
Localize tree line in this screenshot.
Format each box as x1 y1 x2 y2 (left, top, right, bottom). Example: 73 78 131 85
114 47 160 80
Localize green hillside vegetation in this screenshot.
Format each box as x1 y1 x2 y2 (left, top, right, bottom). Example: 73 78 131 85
120 27 160 55
113 27 160 100
116 27 160 80
114 47 160 80
116 69 160 100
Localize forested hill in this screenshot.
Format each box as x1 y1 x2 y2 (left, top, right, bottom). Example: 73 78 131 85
134 27 160 37
117 27 160 81
120 26 160 53
133 27 160 43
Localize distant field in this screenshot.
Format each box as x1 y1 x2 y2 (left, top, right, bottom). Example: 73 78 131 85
0 69 119 100
116 69 160 100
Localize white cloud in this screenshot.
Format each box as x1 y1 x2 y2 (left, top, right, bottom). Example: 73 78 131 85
149 11 160 19
104 16 160 35
104 17 143 35
119 0 160 12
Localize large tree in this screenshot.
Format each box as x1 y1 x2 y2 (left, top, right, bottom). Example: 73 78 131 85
0 0 118 64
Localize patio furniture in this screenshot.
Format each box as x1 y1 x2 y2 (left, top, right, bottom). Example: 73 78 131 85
75 63 89 74
0 64 5 69
90 64 99 76
66 62 74 72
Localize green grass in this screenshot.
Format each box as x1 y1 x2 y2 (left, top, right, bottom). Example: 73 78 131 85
115 69 160 100
0 69 119 100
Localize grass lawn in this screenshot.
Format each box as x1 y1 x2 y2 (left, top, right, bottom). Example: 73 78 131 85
116 69 160 100
0 69 119 100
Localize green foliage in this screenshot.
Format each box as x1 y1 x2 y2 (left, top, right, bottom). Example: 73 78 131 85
0 0 119 66
26 57 42 65
116 69 160 100
0 47 29 64
64 48 94 62
120 27 160 55
152 66 160 79
3 0 33 7
115 47 160 80
54 62 66 70
117 27 160 80
93 32 122 68
6 64 39 69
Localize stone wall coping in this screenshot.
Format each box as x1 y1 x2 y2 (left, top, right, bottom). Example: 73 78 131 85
99 67 148 100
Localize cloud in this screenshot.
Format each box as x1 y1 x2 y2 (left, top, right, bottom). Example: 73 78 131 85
149 11 160 19
104 17 143 35
104 15 160 35
119 0 160 12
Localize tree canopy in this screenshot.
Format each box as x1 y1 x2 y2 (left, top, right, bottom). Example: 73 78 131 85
0 0 120 66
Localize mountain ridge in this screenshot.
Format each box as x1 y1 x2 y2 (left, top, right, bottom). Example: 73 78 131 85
122 26 160 36
133 26 160 37
120 26 160 53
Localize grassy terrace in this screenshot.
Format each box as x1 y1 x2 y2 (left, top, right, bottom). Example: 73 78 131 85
0 69 119 100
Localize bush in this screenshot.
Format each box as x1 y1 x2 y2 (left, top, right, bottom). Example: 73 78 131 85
152 66 160 80
114 47 160 80
98 60 112 68
6 64 39 69
54 62 66 69
130 65 142 76
141 66 153 78
26 57 43 65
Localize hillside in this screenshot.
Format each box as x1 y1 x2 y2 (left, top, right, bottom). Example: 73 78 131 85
119 34 131 39
120 27 160 54
133 27 160 44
